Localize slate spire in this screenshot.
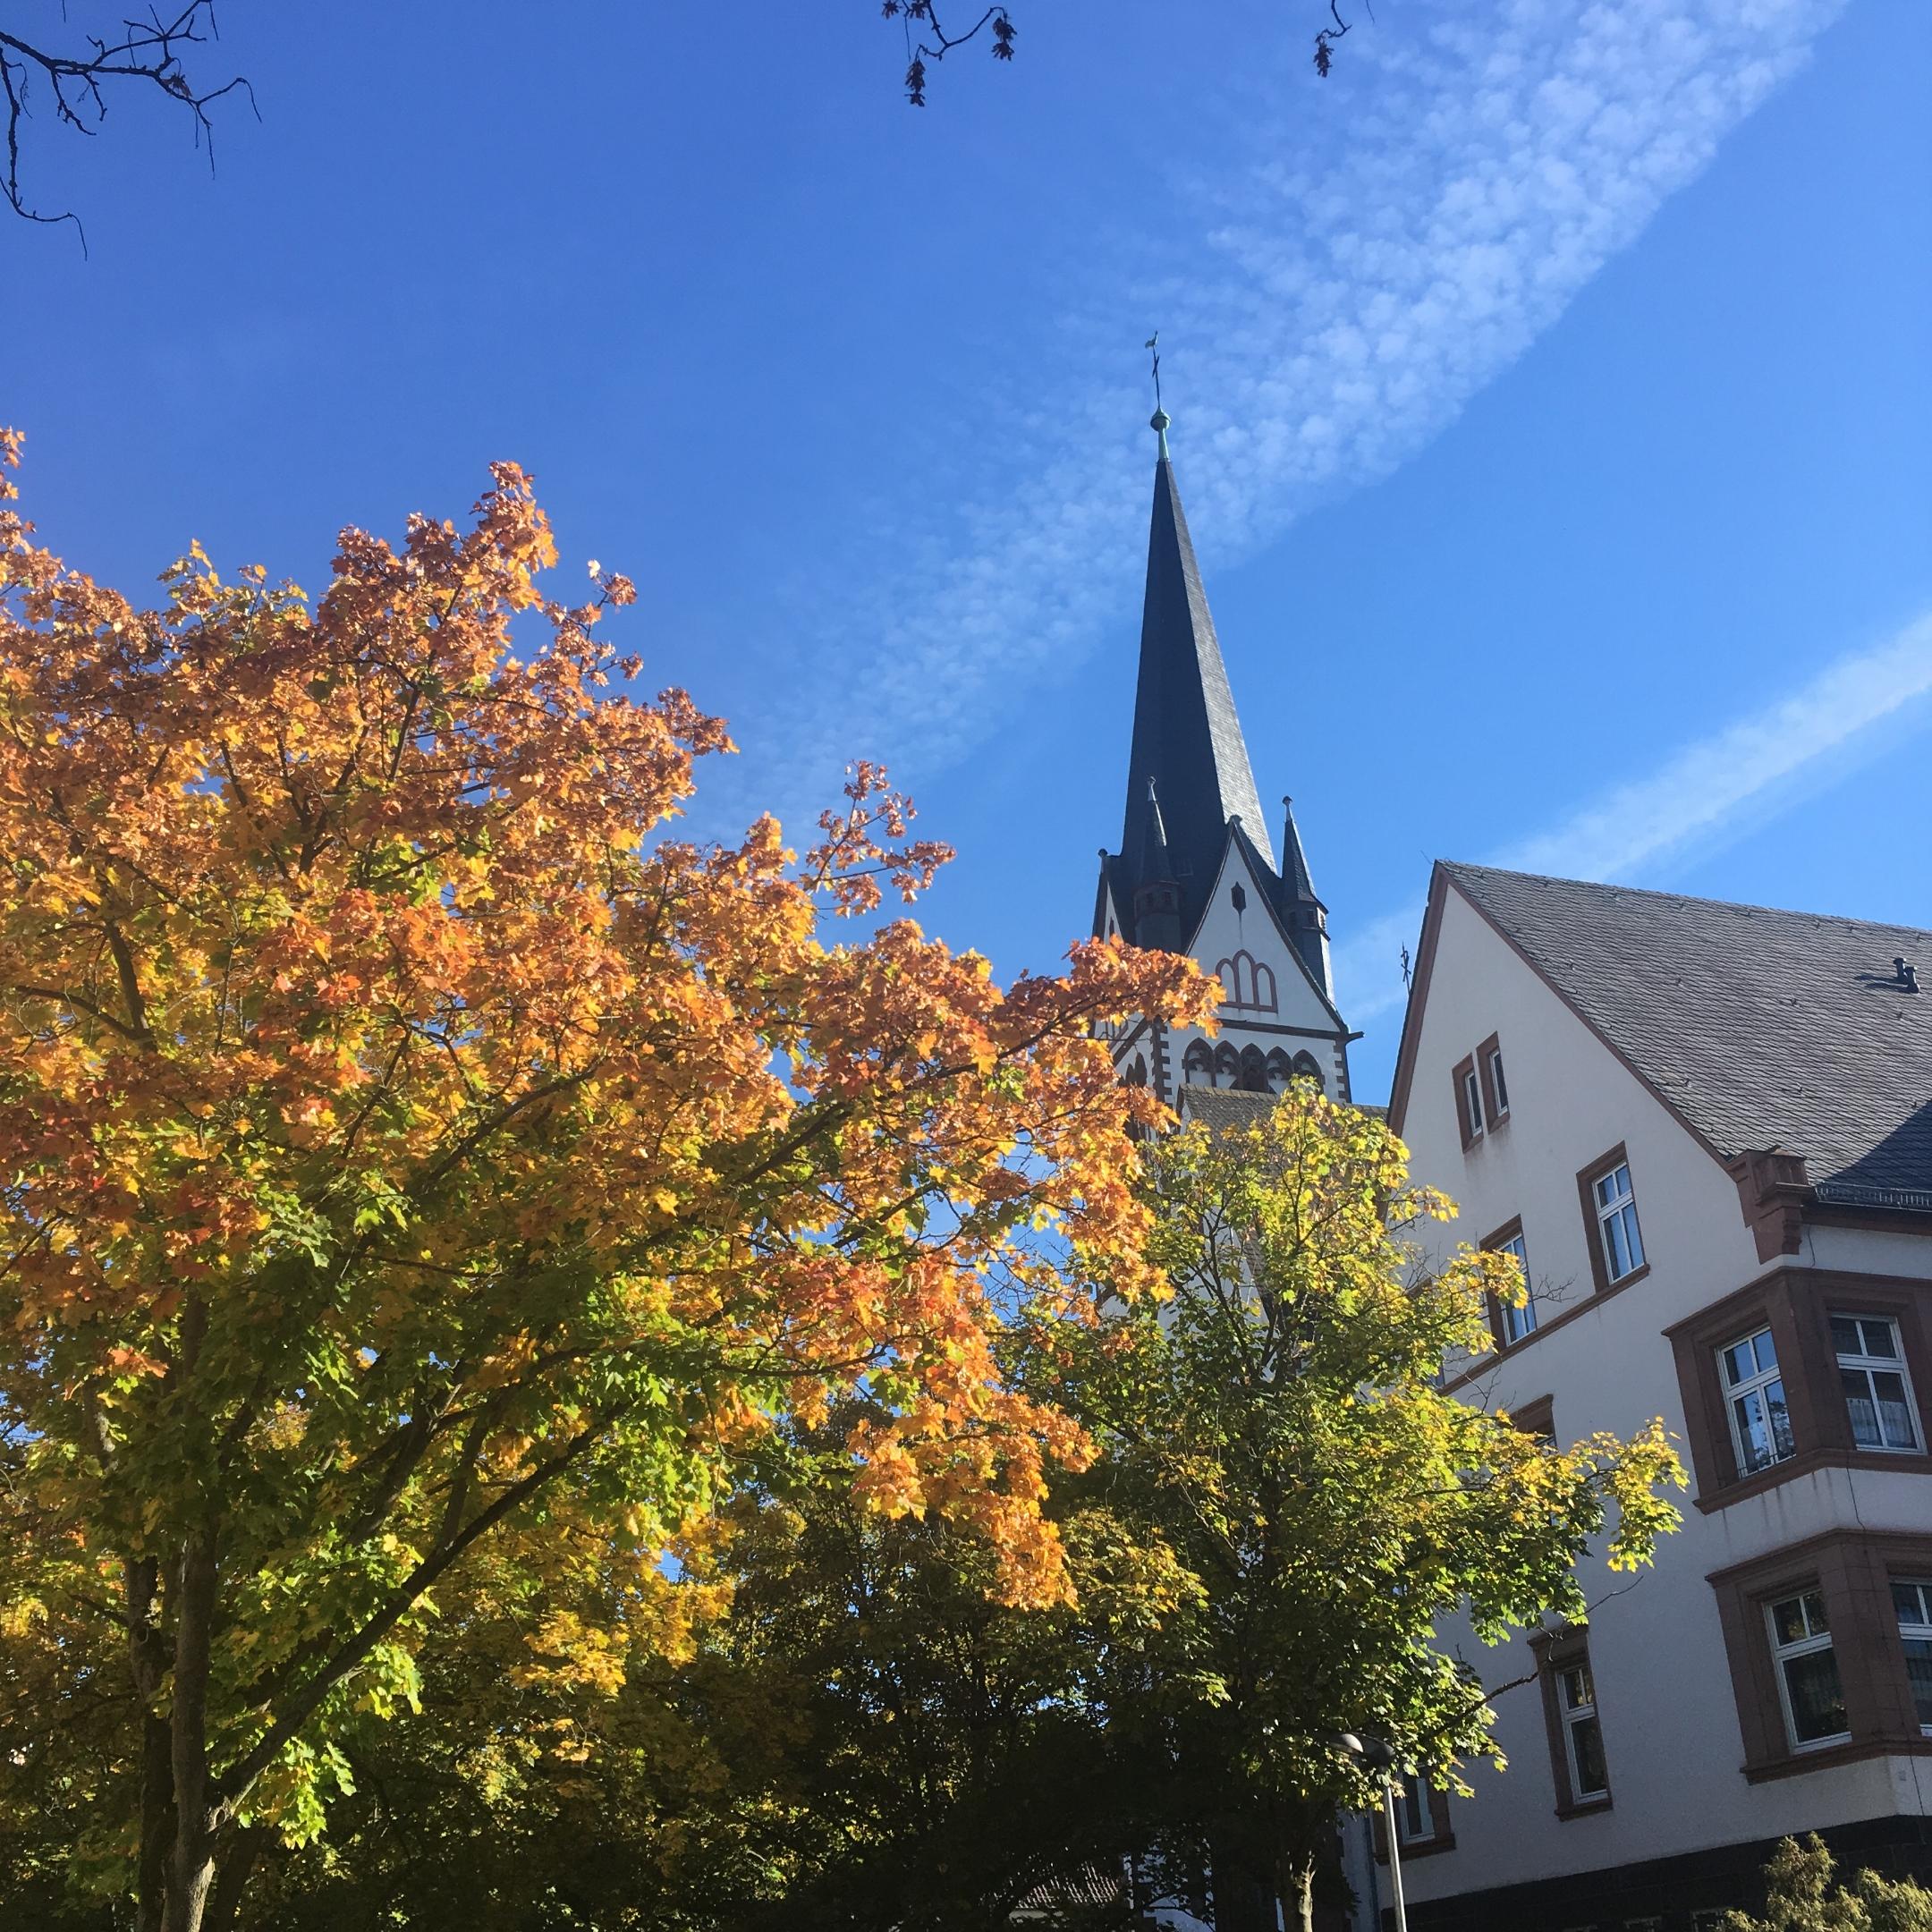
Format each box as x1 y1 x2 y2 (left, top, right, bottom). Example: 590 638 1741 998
1279 794 1334 998
1116 411 1274 943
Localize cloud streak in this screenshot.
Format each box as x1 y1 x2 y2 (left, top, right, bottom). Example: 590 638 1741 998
728 0 1851 821
1331 607 1932 1024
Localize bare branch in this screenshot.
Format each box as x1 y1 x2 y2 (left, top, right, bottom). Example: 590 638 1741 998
0 4 258 251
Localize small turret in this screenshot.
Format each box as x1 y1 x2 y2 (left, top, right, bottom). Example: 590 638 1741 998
1131 779 1183 952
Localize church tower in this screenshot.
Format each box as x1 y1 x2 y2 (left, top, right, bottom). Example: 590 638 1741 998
1092 409 1354 1105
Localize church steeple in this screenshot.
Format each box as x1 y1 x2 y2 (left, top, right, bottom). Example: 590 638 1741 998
1279 794 1334 999
1113 411 1273 945
1089 401 1353 1103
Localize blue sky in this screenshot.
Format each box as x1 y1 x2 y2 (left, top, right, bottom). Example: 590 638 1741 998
8 0 1929 1100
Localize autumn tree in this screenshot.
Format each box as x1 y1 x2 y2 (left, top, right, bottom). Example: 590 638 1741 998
0 428 1212 1932
1013 1090 1686 1932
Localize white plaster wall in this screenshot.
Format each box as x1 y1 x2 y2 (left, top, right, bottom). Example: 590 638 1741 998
1165 838 1352 1099
1391 885 1932 1905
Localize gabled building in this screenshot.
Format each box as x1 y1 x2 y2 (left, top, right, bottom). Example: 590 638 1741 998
1093 409 1354 1104
1381 860 1932 1929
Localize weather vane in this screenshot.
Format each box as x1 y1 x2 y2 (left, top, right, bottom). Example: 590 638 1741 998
1145 331 1163 412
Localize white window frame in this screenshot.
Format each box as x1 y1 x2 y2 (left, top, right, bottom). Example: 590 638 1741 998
1394 1772 1439 1845
1487 1046 1511 1120
1766 1589 1849 1750
1592 1161 1645 1283
1832 1314 1920 1453
1462 1064 1485 1140
1717 1326 1795 1476
1558 1657 1608 1800
1497 1231 1536 1345
1892 1578 1932 1736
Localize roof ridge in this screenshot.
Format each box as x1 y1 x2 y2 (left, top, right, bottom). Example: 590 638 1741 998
1442 860 1932 945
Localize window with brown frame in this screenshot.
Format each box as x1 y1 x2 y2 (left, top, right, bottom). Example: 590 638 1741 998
1574 1143 1647 1295
1477 1032 1510 1127
1531 1627 1612 1817
1665 1269 1932 1510
1481 1216 1537 1349
1370 1772 1454 1861
1510 1393 1555 1444
1708 1530 1932 1780
1452 1054 1484 1148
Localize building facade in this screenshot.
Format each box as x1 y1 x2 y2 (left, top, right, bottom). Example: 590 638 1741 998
1377 860 1932 1928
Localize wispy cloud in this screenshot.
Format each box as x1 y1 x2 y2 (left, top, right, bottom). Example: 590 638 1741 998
724 0 1850 822
1331 608 1932 1023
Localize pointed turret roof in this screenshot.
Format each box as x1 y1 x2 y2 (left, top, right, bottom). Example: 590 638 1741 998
1114 412 1273 942
1279 796 1319 906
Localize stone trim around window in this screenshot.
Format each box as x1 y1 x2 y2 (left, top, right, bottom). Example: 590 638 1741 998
1707 1529 1932 1783
1480 1214 1526 1352
1664 1268 1932 1513
1452 1053 1482 1149
1530 1625 1614 1819
1575 1141 1649 1297
1510 1392 1556 1444
1369 1776 1455 1862
1477 1031 1509 1130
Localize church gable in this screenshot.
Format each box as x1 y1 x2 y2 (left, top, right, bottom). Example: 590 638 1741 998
1189 833 1342 1036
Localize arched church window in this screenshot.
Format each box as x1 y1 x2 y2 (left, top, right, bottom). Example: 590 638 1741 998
1126 1055 1148 1088
1236 1045 1270 1093
1291 1049 1324 1090
1264 1048 1294 1090
1182 1039 1216 1087
1230 883 1247 913
1213 1041 1241 1086
1212 949 1279 1013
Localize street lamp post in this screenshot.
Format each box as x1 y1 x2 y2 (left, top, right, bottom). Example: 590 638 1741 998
1335 1733 1408 1932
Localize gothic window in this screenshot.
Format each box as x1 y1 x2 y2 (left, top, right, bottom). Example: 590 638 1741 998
1291 1050 1324 1091
1236 1046 1270 1093
1230 882 1247 913
1213 949 1279 1013
1213 1041 1241 1087
1126 1055 1147 1088
1182 1039 1216 1087
1264 1048 1294 1089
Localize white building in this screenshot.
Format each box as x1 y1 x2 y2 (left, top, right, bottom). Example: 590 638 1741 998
1376 860 1932 1928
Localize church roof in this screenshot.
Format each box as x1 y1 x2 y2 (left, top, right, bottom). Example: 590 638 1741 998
1111 436 1273 943
1419 862 1932 1203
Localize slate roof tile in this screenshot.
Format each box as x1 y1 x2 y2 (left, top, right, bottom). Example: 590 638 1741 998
1444 863 1932 1202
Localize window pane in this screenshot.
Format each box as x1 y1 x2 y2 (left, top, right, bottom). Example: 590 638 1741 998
1862 1319 1899 1360
1782 1648 1847 1743
1772 1596 1809 1646
1491 1052 1510 1114
1570 1713 1608 1795
1618 1205 1644 1272
1400 1780 1426 1839
1561 1663 1594 1710
1904 1637 1932 1730
1723 1340 1754 1387
1844 1368 1882 1448
1802 1591 1829 1634
1831 1317 1863 1356
1595 1172 1616 1210
1733 1383 1793 1473
1753 1331 1780 1377
1873 1371 1916 1449
1894 1581 1924 1626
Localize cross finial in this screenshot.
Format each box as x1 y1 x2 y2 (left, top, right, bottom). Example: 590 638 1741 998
1146 334 1171 461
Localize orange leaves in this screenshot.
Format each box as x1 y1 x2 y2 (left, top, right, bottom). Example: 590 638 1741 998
0 436 1207 1633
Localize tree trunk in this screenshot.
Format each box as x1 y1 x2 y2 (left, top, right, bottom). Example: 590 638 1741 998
163 1526 222 1932
127 1555 174 1932
202 1826 270 1932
